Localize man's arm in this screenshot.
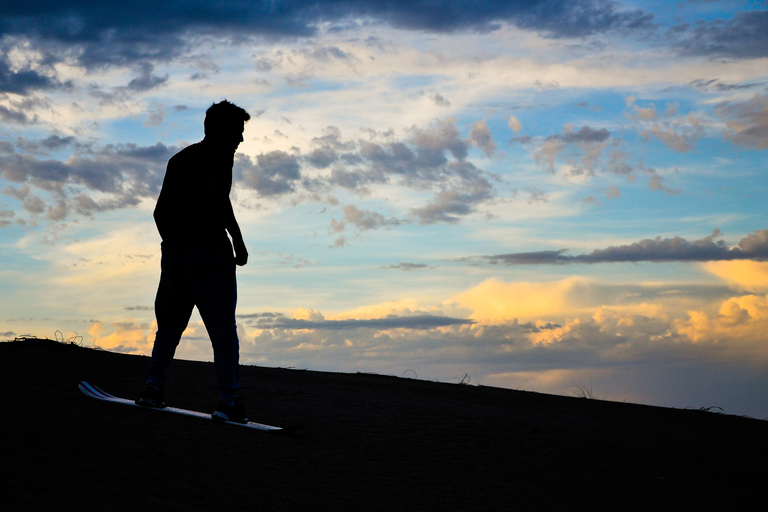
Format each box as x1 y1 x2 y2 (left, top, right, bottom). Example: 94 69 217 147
225 198 248 266
153 159 176 244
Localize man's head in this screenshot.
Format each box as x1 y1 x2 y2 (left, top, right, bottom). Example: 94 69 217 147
204 100 251 153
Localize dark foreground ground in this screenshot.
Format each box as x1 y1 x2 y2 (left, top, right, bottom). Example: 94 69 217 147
2 338 765 511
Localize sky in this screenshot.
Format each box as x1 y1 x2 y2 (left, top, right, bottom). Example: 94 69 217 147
2 0 768 417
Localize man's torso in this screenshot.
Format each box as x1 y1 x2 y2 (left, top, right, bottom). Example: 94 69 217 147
154 141 234 251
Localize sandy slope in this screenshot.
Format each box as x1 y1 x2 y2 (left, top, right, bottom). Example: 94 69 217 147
1 338 765 511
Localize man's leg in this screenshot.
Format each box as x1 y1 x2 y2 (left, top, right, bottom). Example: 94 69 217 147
195 250 240 403
145 247 195 390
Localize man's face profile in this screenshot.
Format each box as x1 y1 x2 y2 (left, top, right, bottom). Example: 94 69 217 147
209 120 245 154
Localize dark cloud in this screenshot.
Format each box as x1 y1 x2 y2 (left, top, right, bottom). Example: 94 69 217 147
302 119 497 224
306 125 355 169
561 126 610 144
510 0 653 38
411 169 494 224
14 135 76 156
0 138 175 220
0 1 653 71
307 146 338 168
40 135 76 151
236 150 302 196
0 58 62 94
675 10 768 59
0 104 31 124
242 312 474 330
480 229 768 265
689 78 763 92
126 63 169 92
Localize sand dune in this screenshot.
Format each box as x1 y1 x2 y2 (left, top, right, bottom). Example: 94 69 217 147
2 337 765 511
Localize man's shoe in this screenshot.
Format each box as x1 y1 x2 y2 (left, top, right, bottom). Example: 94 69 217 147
136 384 165 408
212 398 248 424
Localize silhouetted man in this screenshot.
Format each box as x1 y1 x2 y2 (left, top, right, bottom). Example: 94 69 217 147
137 100 250 423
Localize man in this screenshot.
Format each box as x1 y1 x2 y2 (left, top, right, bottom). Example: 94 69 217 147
136 100 251 423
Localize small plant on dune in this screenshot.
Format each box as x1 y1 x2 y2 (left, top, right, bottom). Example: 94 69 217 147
55 330 83 346
566 379 604 400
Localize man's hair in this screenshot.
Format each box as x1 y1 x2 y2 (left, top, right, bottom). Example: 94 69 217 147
204 100 251 136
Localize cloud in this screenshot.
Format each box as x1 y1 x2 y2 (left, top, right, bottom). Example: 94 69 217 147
410 170 494 224
88 320 154 354
306 125 356 170
126 63 169 92
0 1 655 72
674 10 768 59
69 275 768 416
468 120 496 157
530 125 612 176
689 78 763 93
241 311 474 330
0 57 67 94
0 104 30 124
562 126 610 144
480 229 768 265
300 119 497 224
454 277 579 323
635 167 680 196
627 99 705 153
15 135 76 156
645 125 697 152
674 293 768 347
330 204 402 234
307 45 353 62
704 261 768 293
236 150 302 196
381 262 432 271
431 92 451 107
0 207 15 227
125 305 154 311
716 93 768 150
508 115 522 135
228 277 768 415
0 139 174 222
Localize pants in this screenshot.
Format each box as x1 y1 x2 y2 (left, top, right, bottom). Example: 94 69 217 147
146 246 240 401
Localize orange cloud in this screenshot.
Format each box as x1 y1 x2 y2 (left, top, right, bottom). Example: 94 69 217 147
452 278 573 323
88 320 154 354
674 294 768 359
703 261 768 292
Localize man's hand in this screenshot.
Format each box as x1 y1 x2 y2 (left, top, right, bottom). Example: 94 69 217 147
233 239 249 266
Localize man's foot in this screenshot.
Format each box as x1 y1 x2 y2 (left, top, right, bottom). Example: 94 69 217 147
136 384 165 408
212 398 248 424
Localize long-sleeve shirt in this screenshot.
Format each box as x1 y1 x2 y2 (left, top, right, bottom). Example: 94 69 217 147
153 140 237 252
